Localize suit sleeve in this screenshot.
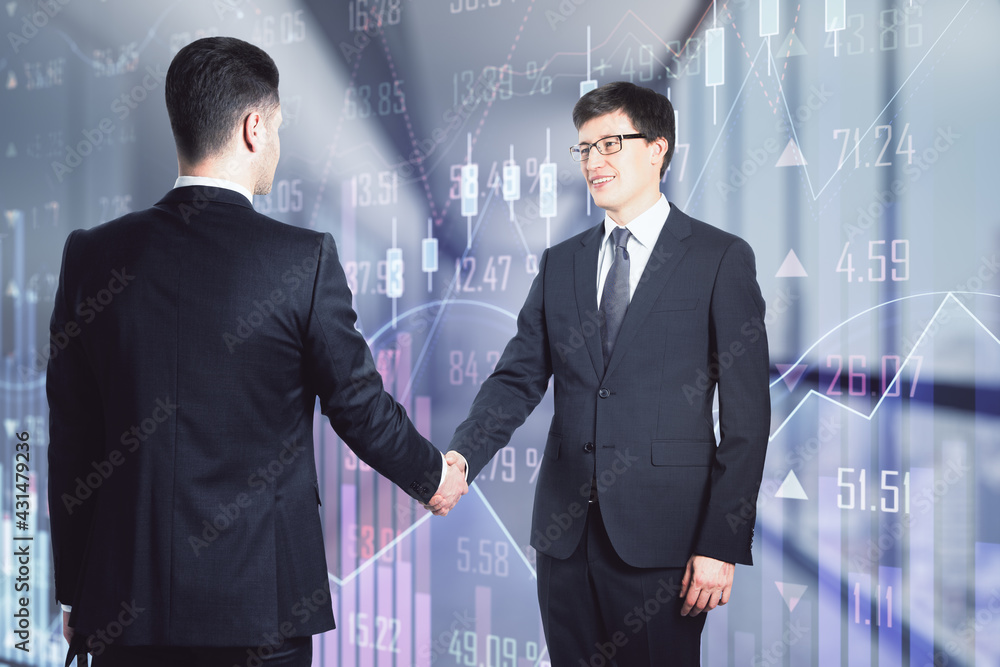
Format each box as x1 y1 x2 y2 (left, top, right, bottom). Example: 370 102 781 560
304 233 443 503
449 250 554 481
694 238 771 565
47 231 107 606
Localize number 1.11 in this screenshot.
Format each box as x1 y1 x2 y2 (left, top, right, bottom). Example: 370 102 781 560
854 582 893 627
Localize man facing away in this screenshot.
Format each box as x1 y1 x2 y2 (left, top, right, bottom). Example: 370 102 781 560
436 81 771 666
46 36 466 667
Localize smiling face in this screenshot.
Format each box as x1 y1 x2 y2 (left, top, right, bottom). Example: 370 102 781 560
577 109 668 226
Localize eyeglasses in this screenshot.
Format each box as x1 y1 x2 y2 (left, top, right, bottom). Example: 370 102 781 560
569 134 646 162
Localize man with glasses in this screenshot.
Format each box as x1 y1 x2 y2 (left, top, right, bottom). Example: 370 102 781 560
438 81 770 665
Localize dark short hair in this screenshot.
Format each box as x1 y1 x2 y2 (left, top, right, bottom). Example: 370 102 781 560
572 81 675 178
165 37 280 164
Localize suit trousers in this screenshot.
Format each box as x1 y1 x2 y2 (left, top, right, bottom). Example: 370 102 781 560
537 501 706 667
90 636 312 667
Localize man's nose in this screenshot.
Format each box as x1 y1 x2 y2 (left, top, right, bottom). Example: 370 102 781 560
587 149 606 170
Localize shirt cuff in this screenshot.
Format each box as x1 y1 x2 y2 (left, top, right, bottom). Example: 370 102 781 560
436 453 448 494
60 602 72 613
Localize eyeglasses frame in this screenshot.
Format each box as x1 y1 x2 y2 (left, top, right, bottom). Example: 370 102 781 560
569 133 647 162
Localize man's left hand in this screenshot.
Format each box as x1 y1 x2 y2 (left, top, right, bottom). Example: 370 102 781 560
679 554 734 616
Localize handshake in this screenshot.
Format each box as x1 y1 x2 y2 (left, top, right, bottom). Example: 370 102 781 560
423 451 469 517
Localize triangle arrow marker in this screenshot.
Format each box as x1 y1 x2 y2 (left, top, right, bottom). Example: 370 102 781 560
774 28 807 59
775 470 808 500
776 249 808 277
775 363 808 391
775 582 808 612
775 139 807 167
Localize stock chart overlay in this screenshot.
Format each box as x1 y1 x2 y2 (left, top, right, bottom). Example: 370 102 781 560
1 0 998 665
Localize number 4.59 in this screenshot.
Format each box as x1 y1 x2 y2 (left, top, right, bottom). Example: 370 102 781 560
836 240 909 282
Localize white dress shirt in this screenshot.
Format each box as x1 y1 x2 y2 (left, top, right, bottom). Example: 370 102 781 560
174 175 254 204
596 194 671 305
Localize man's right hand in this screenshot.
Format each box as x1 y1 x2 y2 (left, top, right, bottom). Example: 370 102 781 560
424 452 468 516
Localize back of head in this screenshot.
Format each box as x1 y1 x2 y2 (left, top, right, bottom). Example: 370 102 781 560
165 36 280 165
572 81 675 178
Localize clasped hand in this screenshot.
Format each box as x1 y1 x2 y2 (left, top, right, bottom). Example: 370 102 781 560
424 451 468 516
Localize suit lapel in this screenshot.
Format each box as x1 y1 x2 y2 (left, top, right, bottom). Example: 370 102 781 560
604 205 691 377
574 223 606 379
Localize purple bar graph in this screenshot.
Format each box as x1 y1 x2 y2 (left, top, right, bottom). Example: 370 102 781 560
910 467 935 666
760 494 782 662
976 542 1000 662
396 332 412 411
703 604 728 666
415 396 432 440
878 566 902 664
847 571 871 667
360 566 375 667
818 476 841 667
416 519 432 667
341 485 357 667
341 485 357 579
415 592 431 667
341 579 357 667
377 565 393 667
790 601 811 666
476 585 492 667
734 631 755 667
396 560 412 667
321 419 339 572
340 179 357 263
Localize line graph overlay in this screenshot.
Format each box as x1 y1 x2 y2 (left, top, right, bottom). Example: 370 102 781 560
766 292 999 442
771 0 973 202
683 0 973 208
334 297 1000 601
326 484 536 588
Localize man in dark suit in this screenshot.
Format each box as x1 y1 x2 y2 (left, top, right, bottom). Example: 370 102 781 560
438 82 770 665
46 37 467 667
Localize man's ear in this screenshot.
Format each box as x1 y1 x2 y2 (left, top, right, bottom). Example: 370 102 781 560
242 111 264 153
650 136 669 166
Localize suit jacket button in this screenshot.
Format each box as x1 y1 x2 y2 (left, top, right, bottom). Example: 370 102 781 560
598 388 610 398
583 442 594 453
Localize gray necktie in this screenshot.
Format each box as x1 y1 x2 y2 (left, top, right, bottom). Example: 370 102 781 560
600 226 631 368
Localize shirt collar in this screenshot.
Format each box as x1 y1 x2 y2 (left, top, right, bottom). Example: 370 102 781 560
174 176 254 205
601 194 670 249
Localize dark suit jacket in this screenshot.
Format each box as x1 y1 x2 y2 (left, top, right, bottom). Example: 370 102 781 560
450 203 770 568
46 186 442 646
